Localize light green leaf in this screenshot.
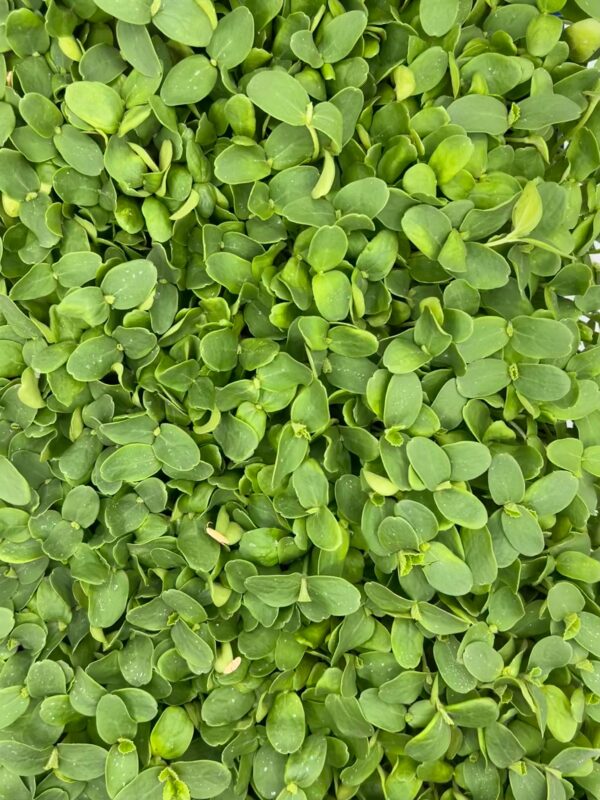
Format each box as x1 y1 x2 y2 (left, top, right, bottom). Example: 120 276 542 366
0 456 31 506
214 143 270 185
100 444 161 483
267 692 306 754
401 204 452 260
420 0 459 36
447 95 509 135
152 0 215 46
247 70 309 126
65 81 124 133
207 6 254 69
160 55 217 106
93 0 152 23
510 316 573 359
434 487 488 528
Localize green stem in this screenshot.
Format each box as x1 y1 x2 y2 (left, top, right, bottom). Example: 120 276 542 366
487 235 574 260
307 124 320 161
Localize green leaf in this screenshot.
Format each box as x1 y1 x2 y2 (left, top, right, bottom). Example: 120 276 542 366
444 441 492 481
19 92 63 139
54 251 102 288
484 723 526 768
267 692 306 754
171 761 231 799
446 697 499 727
200 686 255 726
510 316 573 359
100 444 161 483
207 6 254 69
153 424 201 471
325 694 373 739
417 602 469 634
420 0 459 36
378 516 419 552
383 373 423 429
383 337 431 373
101 259 157 309
542 685 578 743
313 270 351 321
407 436 451 490
329 327 378 358
301 576 361 618
88 570 129 628
434 487 488 528
171 619 214 674
0 148 40 199
514 94 582 130
160 55 217 106
6 8 49 57
457 359 511 398
524 470 579 516
214 143 270 185
306 506 343 551
65 81 124 133
422 542 473 596
405 712 451 762
401 204 452 259
429 134 475 185
311 102 344 152
565 16 600 60
200 328 238 371
548 582 585 621
488 454 525 505
247 70 309 125
206 251 253 293
326 353 377 393
410 47 448 94
317 10 367 64
463 641 504 683
528 635 572 674
556 551 600 583
334 177 390 219
245 574 302 607
575 612 600 657
307 225 348 272
150 707 194 759
460 53 525 95
513 363 571 402
292 458 329 509
96 694 137 744
113 769 163 800
356 229 398 279
291 29 323 68
57 743 108 780
116 21 161 77
501 505 545 556
447 95 509 135
66 335 121 381
511 182 544 237
0 456 31 506
583 444 600 476
0 2 598 791
0 686 29 730
93 0 152 23
152 0 214 46
463 243 511 290
359 688 405 733
285 735 328 787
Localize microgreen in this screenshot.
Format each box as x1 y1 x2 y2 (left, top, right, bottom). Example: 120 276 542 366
0 1 600 799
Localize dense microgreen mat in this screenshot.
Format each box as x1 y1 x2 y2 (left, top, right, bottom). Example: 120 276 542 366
2 0 600 799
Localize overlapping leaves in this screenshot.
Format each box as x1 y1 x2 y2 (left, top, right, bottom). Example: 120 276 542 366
0 1 600 800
